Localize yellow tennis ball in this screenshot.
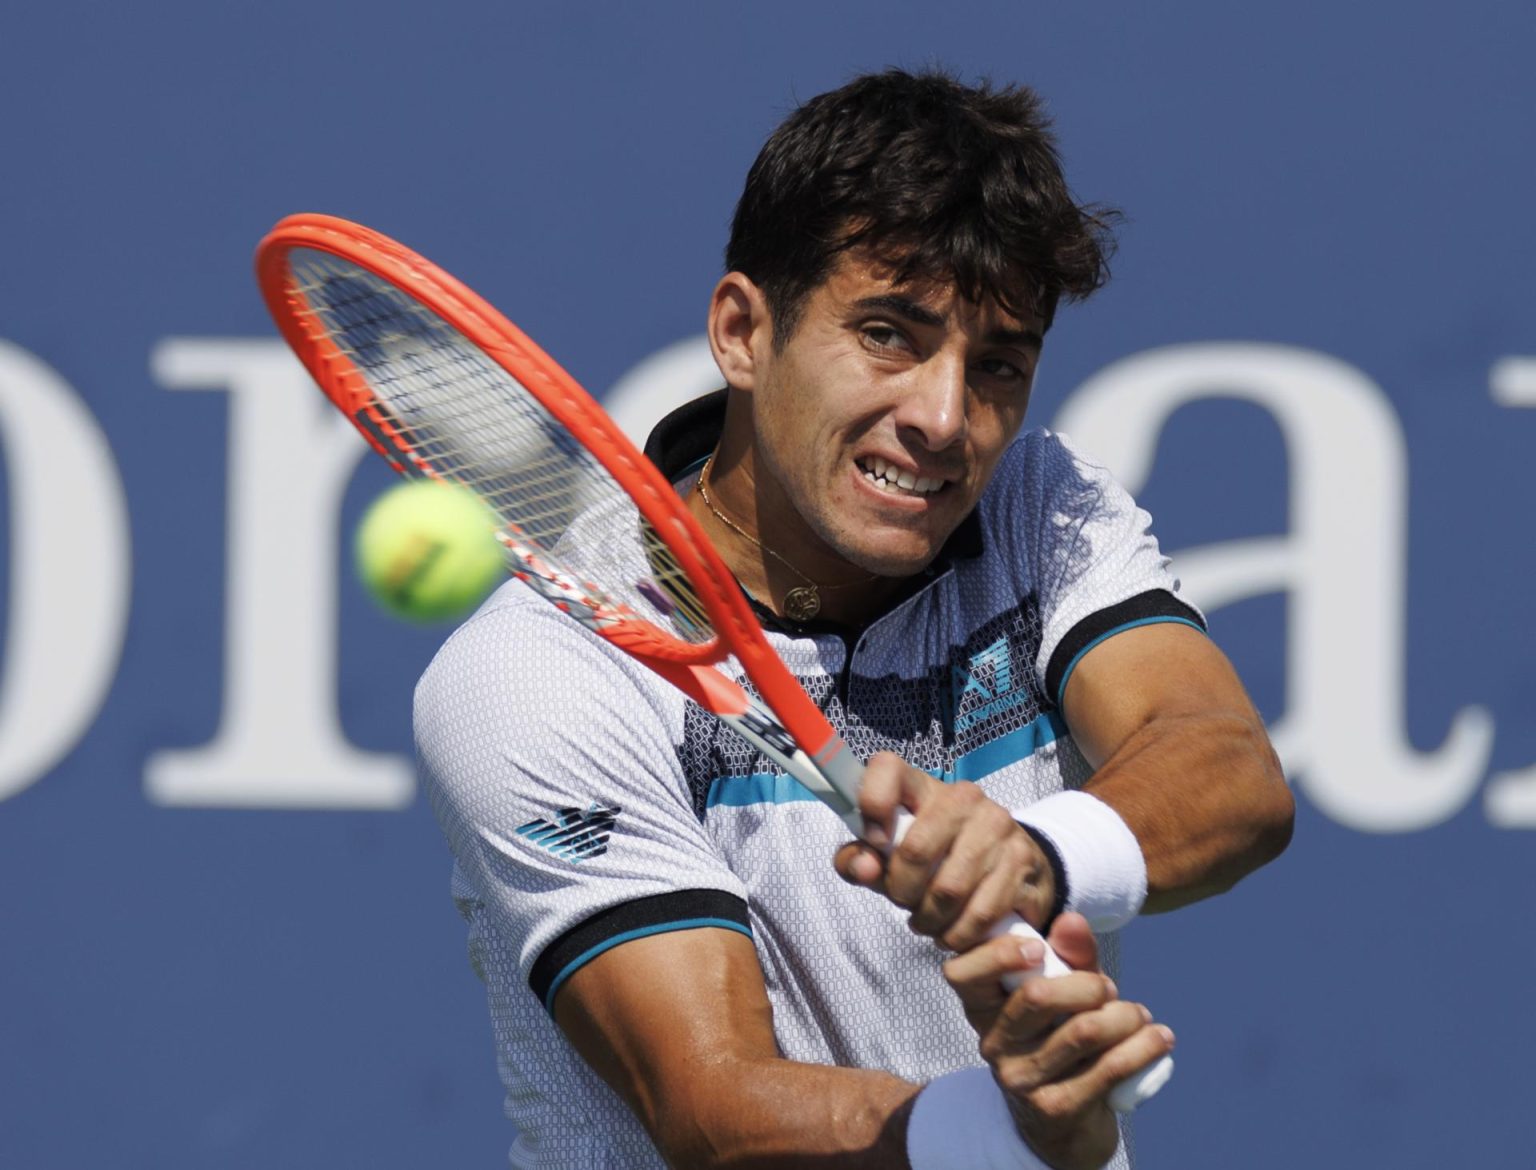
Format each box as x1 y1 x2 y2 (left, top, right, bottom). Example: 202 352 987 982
355 479 506 622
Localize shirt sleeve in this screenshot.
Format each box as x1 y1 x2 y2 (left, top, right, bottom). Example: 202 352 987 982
414 587 750 1012
997 430 1206 709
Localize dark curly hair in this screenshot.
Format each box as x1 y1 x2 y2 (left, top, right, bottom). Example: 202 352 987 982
725 69 1119 341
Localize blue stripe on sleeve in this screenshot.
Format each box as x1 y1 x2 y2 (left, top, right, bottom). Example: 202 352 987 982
1055 615 1206 708
542 917 754 1012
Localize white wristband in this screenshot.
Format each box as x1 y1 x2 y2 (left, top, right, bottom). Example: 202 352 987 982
1017 790 1147 932
906 1066 1050 1170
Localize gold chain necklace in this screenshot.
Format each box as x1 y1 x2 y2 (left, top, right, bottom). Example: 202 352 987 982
695 455 875 622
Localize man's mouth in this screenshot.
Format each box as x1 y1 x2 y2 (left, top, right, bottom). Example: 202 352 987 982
856 456 947 497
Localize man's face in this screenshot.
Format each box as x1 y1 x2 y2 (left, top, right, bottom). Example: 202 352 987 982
744 251 1043 581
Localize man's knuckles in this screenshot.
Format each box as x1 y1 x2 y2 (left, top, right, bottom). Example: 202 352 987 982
1095 1026 1172 1085
1052 1001 1147 1062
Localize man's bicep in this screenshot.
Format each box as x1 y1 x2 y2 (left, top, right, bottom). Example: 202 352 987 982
1059 621 1262 769
554 925 781 1150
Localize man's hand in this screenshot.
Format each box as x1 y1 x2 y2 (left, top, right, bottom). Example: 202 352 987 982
943 913 1176 1170
830 752 1173 1169
833 751 1058 945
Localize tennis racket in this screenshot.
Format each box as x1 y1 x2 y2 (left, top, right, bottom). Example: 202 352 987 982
255 212 1171 1112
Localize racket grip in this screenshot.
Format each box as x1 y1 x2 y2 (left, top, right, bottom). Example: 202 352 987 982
888 811 1172 1113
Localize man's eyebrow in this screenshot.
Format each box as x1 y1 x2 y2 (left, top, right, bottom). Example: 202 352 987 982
852 295 1043 350
985 325 1044 351
852 294 945 329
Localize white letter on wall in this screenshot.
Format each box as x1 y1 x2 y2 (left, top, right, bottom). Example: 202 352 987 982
1055 343 1493 832
1483 356 1536 827
145 339 413 809
0 342 130 802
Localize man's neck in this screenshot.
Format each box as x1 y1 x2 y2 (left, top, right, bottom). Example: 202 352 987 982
684 463 907 629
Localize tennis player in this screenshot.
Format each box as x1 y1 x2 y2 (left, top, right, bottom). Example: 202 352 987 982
415 69 1293 1170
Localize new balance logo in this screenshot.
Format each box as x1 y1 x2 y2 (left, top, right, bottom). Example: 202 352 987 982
516 803 621 863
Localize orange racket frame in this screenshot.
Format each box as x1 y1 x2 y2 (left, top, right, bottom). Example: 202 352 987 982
255 213 859 804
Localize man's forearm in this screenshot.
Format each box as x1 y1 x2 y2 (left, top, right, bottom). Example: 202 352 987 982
1084 710 1293 912
646 1057 919 1170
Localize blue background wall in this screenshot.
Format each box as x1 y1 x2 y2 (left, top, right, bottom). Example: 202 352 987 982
2 3 1532 1167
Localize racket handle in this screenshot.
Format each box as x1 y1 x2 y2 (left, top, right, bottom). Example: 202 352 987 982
888 811 1172 1113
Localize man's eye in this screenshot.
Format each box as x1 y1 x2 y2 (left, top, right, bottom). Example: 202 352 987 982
977 357 1027 381
863 325 907 351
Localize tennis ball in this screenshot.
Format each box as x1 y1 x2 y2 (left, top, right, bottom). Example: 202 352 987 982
355 479 506 622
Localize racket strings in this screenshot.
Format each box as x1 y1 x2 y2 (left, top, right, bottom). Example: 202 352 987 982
287 250 715 643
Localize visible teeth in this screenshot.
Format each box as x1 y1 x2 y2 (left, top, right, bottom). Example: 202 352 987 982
859 459 944 496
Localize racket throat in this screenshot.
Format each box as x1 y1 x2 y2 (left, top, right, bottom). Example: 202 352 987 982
643 658 863 832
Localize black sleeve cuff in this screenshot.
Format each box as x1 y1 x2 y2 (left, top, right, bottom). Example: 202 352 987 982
1044 589 1206 709
530 888 752 1012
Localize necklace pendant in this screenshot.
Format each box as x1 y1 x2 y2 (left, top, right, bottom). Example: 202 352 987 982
783 585 822 622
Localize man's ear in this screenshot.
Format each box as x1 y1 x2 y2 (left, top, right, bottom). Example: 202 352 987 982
707 272 774 392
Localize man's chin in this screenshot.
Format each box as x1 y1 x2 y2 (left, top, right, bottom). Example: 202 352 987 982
820 506 962 578
835 535 948 579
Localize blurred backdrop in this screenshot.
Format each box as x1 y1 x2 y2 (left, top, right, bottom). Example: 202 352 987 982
2 2 1532 1167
